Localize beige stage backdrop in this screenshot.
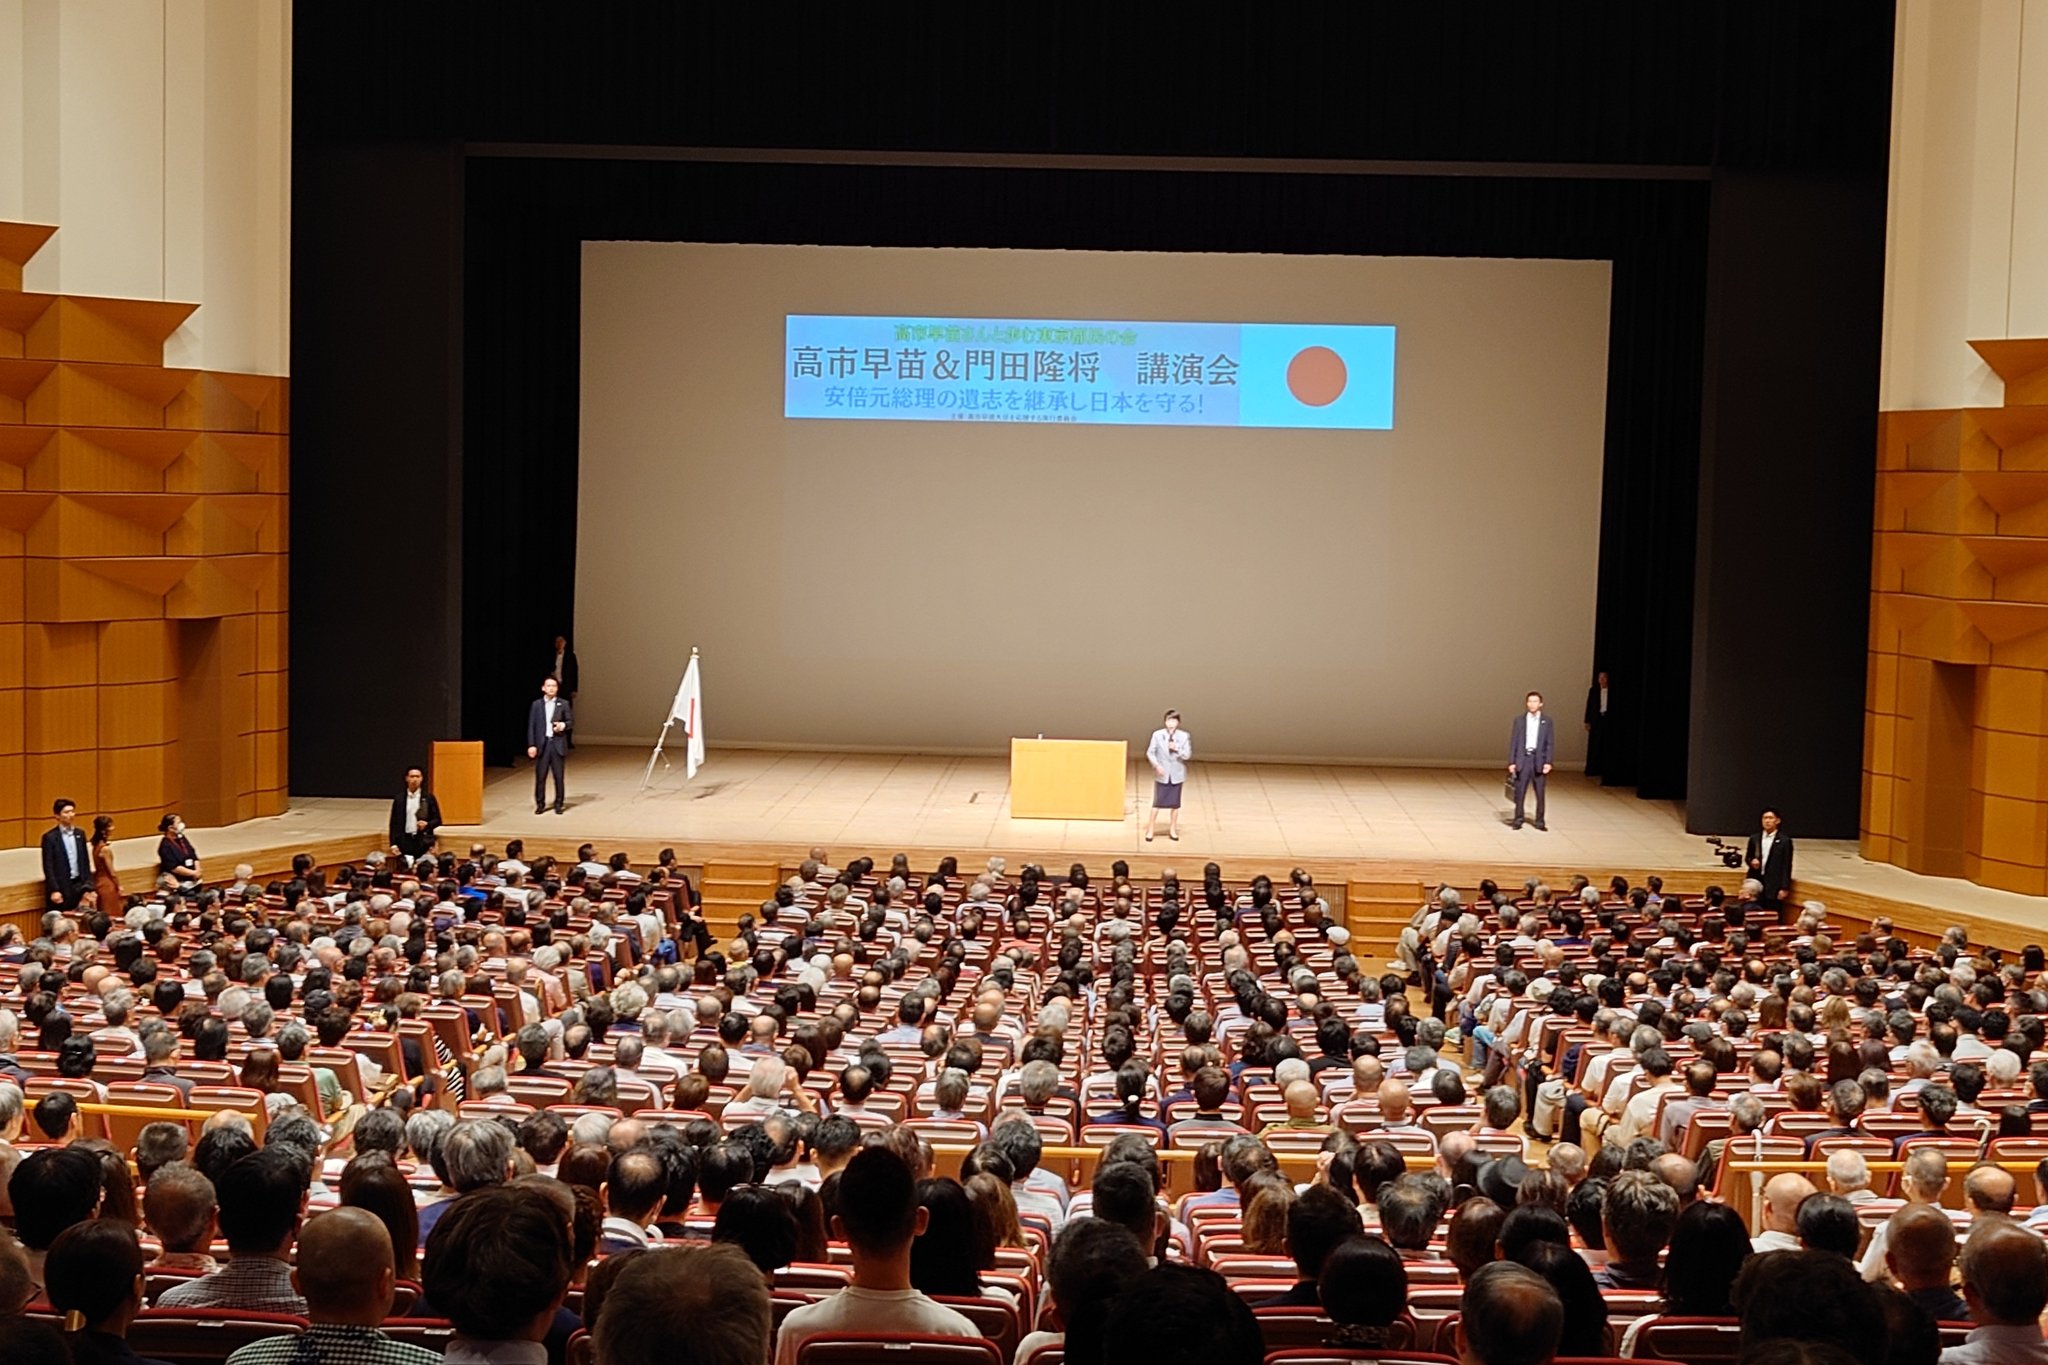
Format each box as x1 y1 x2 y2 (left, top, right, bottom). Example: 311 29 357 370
577 244 1610 765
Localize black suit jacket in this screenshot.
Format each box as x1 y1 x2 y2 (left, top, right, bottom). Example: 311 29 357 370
550 647 579 694
529 696 573 749
1585 683 1611 726
389 789 444 846
1744 831 1795 901
1507 712 1556 771
41 825 89 899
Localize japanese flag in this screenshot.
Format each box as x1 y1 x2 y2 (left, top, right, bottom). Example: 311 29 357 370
670 655 705 780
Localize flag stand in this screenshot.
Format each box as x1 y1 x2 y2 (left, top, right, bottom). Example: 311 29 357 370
639 646 701 792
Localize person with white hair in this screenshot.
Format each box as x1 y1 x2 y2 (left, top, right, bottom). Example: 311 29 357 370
724 1056 792 1120
1273 1057 1312 1089
569 1111 614 1151
1827 1148 1880 1205
1889 1040 1942 1110
1987 1049 2023 1088
610 981 648 1023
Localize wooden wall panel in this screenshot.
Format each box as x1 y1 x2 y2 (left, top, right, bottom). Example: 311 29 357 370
1866 340 2048 895
0 219 289 853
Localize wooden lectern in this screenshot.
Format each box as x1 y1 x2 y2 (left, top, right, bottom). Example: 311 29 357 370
1009 738 1128 820
431 741 485 825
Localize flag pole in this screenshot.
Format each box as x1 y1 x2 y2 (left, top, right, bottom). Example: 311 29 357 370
638 645 700 793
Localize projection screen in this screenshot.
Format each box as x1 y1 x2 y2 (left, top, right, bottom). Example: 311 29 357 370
577 243 1610 765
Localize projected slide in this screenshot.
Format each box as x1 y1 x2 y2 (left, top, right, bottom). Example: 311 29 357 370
785 314 1395 429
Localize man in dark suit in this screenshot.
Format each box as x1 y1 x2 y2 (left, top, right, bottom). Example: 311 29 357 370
1744 807 1794 909
389 766 444 860
1507 691 1556 831
549 634 579 749
1583 669 1611 779
528 677 572 814
40 797 90 910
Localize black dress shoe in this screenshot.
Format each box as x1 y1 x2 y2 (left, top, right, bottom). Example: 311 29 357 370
554 804 565 814
535 804 544 815
1510 820 1523 830
1533 821 1548 831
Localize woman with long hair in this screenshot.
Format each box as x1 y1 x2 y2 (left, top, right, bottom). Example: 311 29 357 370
89 816 120 913
909 1177 1010 1302
1509 1240 1609 1358
964 1170 1028 1250
340 1155 422 1281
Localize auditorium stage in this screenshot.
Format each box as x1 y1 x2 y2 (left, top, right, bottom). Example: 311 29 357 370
1 746 2040 946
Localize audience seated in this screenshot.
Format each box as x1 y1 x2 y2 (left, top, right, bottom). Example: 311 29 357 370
14 839 2048 1365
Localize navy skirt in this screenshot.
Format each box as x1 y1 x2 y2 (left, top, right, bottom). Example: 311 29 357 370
1153 780 1183 809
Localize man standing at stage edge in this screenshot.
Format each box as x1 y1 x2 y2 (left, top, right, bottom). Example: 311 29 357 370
1508 690 1555 832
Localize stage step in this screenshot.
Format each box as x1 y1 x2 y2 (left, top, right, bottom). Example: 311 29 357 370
1346 878 1424 971
701 859 787 939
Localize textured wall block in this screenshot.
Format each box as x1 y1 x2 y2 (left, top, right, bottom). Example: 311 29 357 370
25 749 96 811
1977 794 2048 866
32 429 191 493
26 622 97 687
98 744 172 811
0 625 21 689
168 434 283 495
167 373 283 434
1868 654 1900 714
1970 857 2048 898
26 297 195 366
26 362 196 429
26 558 191 622
163 559 256 618
252 611 285 671
253 672 282 732
97 681 175 749
1976 730 2048 802
24 684 96 753
98 620 176 685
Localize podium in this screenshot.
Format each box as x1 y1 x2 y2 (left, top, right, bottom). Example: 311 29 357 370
1009 738 1127 820
431 740 485 825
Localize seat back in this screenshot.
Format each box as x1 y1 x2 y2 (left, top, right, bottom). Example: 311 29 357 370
1255 1308 1418 1351
1261 1352 1458 1365
128 1309 308 1365
933 1295 1022 1361
380 1318 463 1353
794 1335 1006 1365
185 1085 269 1136
1633 1315 1742 1364
105 1081 187 1152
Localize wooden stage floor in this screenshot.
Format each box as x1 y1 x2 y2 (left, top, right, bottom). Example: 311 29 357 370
2 745 2040 943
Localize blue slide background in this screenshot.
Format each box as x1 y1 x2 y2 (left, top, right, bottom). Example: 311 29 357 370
784 315 1394 430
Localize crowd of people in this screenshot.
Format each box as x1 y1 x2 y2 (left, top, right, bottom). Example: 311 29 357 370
0 838 2039 1365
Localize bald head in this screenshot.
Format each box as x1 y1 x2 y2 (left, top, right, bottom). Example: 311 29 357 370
1884 1203 1958 1290
1283 1080 1319 1121
1761 1173 1817 1233
1377 1077 1412 1122
293 1207 397 1324
1965 1163 2016 1215
1650 1152 1699 1203
1960 1224 2048 1326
